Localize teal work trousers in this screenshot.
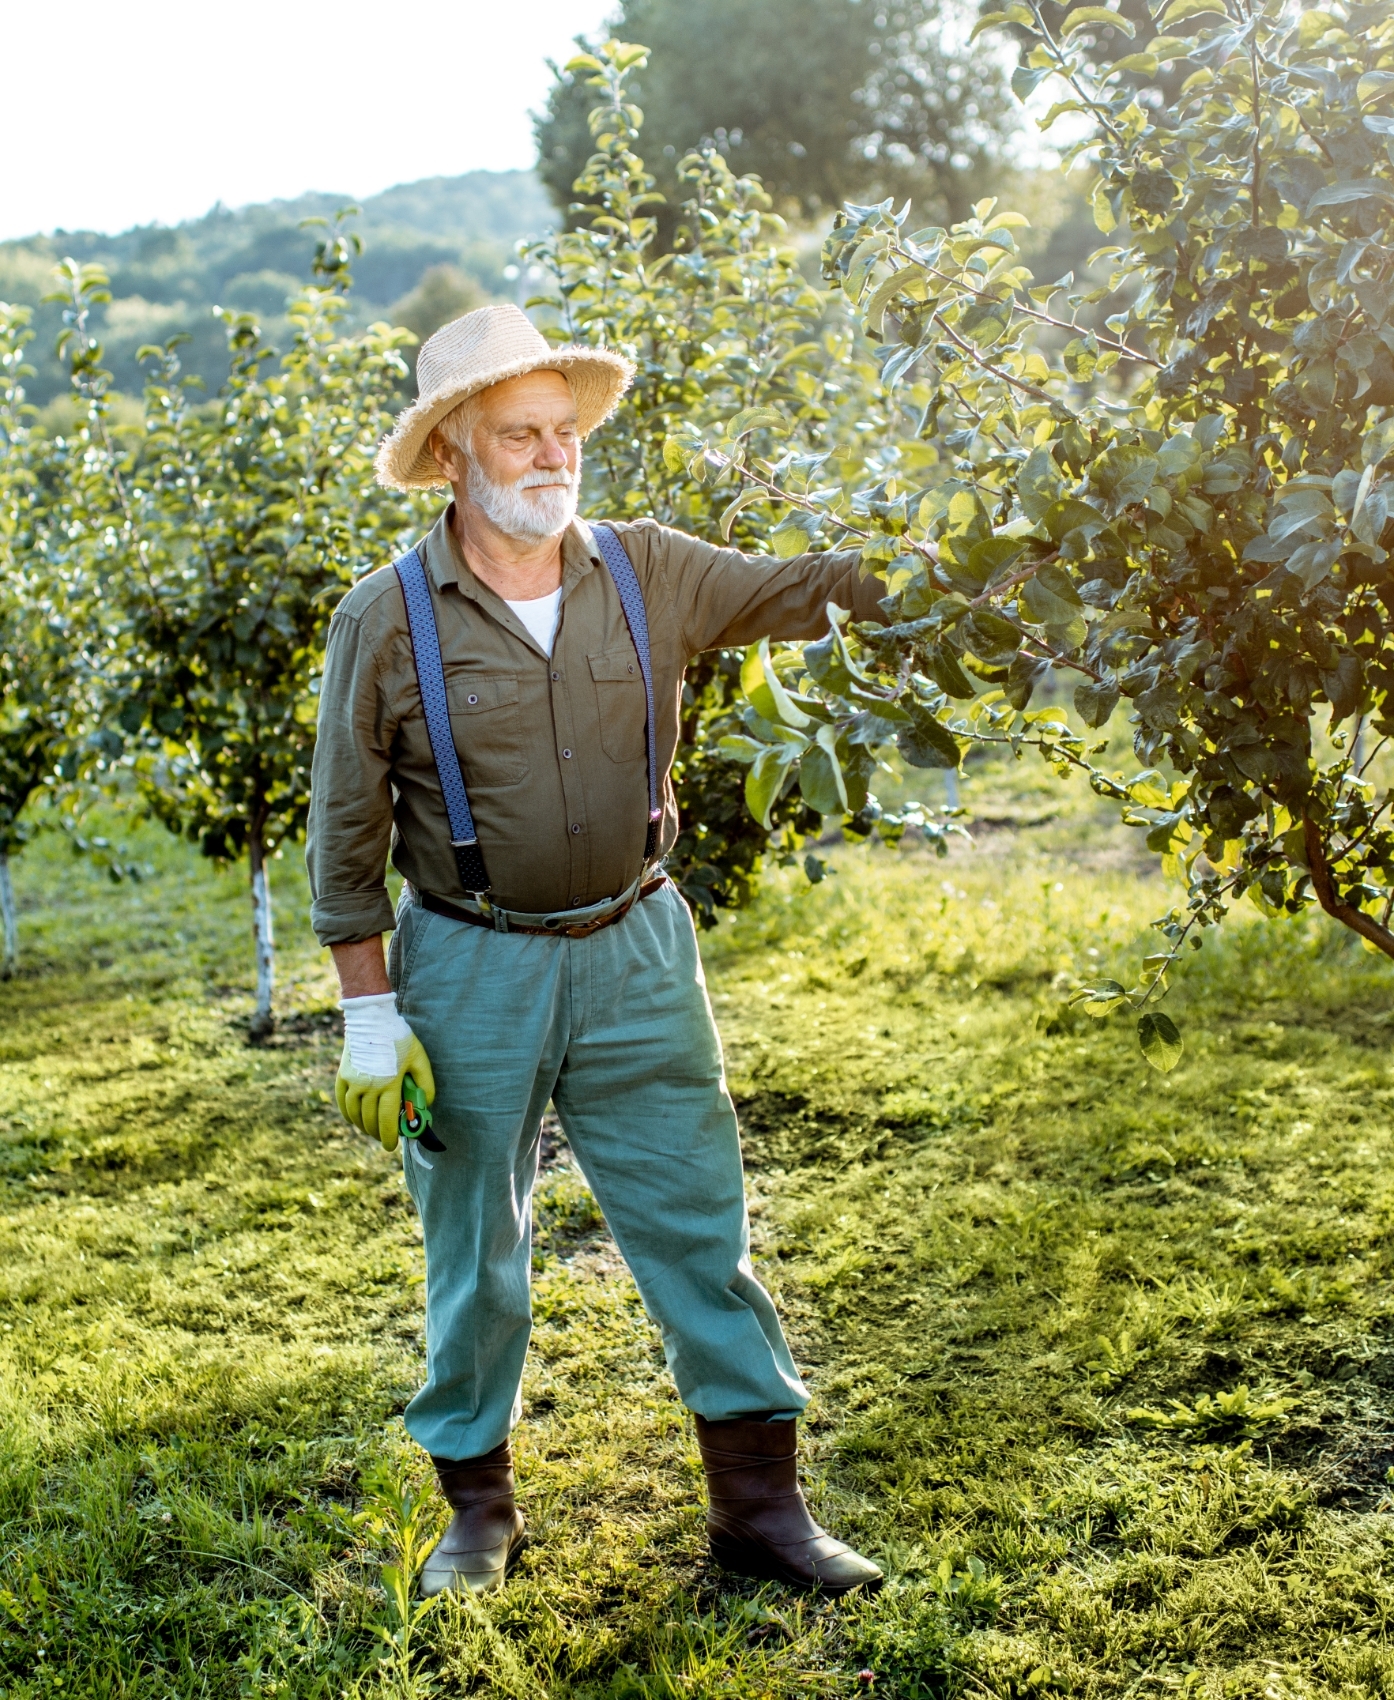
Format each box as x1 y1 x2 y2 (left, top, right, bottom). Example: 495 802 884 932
389 880 808 1462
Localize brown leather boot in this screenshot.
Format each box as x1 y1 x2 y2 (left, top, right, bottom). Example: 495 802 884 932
695 1415 882 1594
419 1440 527 1596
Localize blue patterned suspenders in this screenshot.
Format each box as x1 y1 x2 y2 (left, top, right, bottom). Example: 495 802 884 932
589 525 662 863
392 524 660 898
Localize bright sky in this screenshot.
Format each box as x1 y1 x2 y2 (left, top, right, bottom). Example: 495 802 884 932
3 0 618 242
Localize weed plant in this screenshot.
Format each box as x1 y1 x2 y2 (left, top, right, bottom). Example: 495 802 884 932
1 777 1392 1696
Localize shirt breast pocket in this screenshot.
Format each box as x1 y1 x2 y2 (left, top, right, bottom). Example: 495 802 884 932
446 672 528 787
588 651 647 766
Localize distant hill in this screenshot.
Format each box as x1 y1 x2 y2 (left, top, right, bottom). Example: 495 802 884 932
0 170 555 409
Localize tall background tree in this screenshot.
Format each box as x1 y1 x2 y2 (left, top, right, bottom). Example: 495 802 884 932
0 285 119 977
98 222 427 1037
535 0 1017 238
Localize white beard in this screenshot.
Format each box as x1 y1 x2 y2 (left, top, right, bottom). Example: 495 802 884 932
464 453 580 542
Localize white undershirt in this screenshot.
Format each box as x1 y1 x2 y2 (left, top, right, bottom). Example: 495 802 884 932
504 588 562 656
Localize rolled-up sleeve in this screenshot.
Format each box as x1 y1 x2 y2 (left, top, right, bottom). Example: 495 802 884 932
306 606 398 946
662 533 887 655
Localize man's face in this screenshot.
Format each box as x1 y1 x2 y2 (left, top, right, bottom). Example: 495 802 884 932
431 370 581 542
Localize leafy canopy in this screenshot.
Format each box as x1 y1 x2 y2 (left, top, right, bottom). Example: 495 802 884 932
659 0 1394 1064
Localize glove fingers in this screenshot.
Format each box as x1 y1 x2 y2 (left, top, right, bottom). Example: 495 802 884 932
343 1080 368 1133
356 1083 380 1138
335 1073 352 1127
375 1083 401 1152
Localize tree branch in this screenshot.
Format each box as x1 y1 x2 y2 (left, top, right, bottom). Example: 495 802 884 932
1303 813 1394 958
895 243 1160 367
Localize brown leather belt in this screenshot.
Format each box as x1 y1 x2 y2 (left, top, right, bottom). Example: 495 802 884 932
418 875 668 939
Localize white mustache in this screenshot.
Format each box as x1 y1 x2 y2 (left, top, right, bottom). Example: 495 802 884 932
519 468 574 489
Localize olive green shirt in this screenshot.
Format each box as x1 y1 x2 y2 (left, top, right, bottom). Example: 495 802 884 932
306 507 885 943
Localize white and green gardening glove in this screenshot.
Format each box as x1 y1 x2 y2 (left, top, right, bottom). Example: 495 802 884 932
336 993 435 1153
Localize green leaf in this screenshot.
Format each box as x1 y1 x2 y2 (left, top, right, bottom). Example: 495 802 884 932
719 486 768 541
1092 445 1159 505
1020 562 1083 628
717 735 766 764
741 640 811 730
770 510 821 557
799 725 850 814
897 705 961 769
864 265 926 333
1040 498 1109 546
971 5 1035 39
1321 653 1364 722
1012 63 1052 101
1159 0 1226 26
944 488 992 542
1074 680 1120 727
727 406 788 438
1062 5 1135 35
968 536 1028 587
1018 443 1064 522
745 745 797 828
1138 1010 1184 1072
1308 180 1394 211
962 609 1022 667
1297 9 1336 45
1020 573 1079 626
1006 651 1049 709
1071 978 1130 1016
1063 336 1098 380
804 615 872 695
924 642 977 699
1357 70 1394 106
1037 562 1083 607
847 709 906 745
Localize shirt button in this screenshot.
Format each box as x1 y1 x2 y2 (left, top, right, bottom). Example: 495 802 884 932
571 823 581 834
467 693 479 704
627 664 634 673
562 748 572 759
551 671 560 681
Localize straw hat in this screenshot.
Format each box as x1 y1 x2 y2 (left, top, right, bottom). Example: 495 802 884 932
374 304 635 490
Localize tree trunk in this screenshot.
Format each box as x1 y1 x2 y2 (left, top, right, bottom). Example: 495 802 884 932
0 852 16 980
248 834 276 1041
1303 814 1394 959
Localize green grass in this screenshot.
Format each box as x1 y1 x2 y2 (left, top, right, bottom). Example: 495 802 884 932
2 772 1394 1698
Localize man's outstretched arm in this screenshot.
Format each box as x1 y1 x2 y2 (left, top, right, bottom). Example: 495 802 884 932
620 523 887 656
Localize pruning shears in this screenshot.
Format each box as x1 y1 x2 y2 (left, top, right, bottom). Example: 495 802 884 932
400 1073 446 1152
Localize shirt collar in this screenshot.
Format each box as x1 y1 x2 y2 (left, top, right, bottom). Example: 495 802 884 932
422 504 596 600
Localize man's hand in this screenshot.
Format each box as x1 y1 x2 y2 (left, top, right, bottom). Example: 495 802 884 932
336 992 436 1153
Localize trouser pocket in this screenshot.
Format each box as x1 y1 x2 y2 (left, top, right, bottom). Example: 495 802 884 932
388 902 431 1001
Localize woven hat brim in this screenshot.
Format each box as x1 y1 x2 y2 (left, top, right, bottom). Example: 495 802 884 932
374 345 636 491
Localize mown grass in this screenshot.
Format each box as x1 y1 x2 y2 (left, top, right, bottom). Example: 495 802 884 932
2 767 1393 1699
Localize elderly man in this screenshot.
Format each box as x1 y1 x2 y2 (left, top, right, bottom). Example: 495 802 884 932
307 305 886 1597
